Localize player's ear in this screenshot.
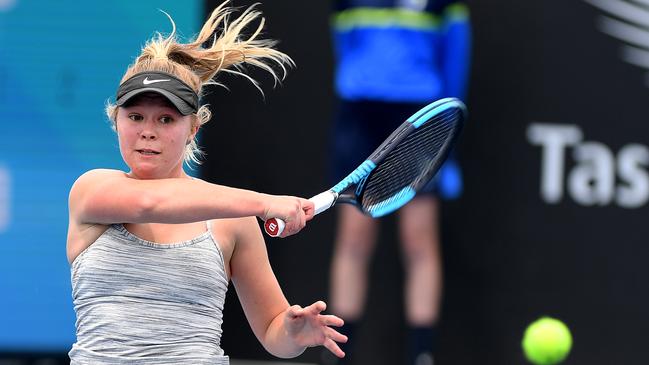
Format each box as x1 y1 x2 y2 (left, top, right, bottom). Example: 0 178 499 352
188 118 200 140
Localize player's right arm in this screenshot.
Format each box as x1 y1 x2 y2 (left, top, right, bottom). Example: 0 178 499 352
68 169 312 231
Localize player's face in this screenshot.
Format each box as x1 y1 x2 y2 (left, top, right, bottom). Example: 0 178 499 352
115 94 196 179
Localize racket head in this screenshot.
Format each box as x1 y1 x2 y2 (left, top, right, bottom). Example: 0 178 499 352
333 97 466 216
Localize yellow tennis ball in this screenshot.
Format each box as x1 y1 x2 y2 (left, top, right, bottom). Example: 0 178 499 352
522 317 572 365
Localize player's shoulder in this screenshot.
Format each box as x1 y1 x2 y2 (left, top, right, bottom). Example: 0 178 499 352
69 169 126 198
77 168 125 180
234 216 262 236
211 215 262 265
231 215 264 247
73 169 126 186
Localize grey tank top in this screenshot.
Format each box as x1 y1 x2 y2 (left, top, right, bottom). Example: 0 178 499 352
69 223 230 364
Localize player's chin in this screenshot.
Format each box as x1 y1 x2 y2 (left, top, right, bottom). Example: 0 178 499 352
130 163 164 179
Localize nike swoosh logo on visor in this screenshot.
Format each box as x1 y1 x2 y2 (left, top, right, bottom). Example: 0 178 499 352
142 77 170 85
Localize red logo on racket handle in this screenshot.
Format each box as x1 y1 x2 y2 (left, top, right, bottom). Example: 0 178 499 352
265 218 280 236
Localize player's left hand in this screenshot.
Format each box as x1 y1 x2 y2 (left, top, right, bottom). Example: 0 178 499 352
284 300 348 358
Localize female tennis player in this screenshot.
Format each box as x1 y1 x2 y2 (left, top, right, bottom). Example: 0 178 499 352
66 3 346 364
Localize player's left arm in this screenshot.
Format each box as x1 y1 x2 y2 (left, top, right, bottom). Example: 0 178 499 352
441 1 472 101
230 217 347 359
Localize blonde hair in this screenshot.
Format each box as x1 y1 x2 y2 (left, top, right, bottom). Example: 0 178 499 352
107 1 294 165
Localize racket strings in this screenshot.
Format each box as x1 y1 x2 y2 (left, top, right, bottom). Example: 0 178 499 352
361 108 461 215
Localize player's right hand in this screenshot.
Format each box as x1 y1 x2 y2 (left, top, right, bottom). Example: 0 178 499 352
260 195 314 237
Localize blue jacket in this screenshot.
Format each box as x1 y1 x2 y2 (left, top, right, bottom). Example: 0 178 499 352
332 0 471 103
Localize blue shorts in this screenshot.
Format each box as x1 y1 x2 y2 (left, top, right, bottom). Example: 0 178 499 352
330 100 463 200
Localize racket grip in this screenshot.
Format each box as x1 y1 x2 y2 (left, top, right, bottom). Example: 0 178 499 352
264 191 337 237
264 218 285 237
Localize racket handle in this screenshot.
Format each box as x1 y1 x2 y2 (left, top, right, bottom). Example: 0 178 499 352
264 218 285 237
264 191 337 237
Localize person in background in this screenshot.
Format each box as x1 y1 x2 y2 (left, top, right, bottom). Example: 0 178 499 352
67 3 347 364
325 0 471 364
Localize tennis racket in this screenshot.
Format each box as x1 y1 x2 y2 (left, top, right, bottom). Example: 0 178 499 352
264 97 467 237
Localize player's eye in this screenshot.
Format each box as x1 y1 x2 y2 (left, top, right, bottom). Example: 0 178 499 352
159 116 174 124
128 114 143 121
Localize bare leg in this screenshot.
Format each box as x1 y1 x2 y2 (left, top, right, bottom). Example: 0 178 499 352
330 205 379 320
398 195 443 326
